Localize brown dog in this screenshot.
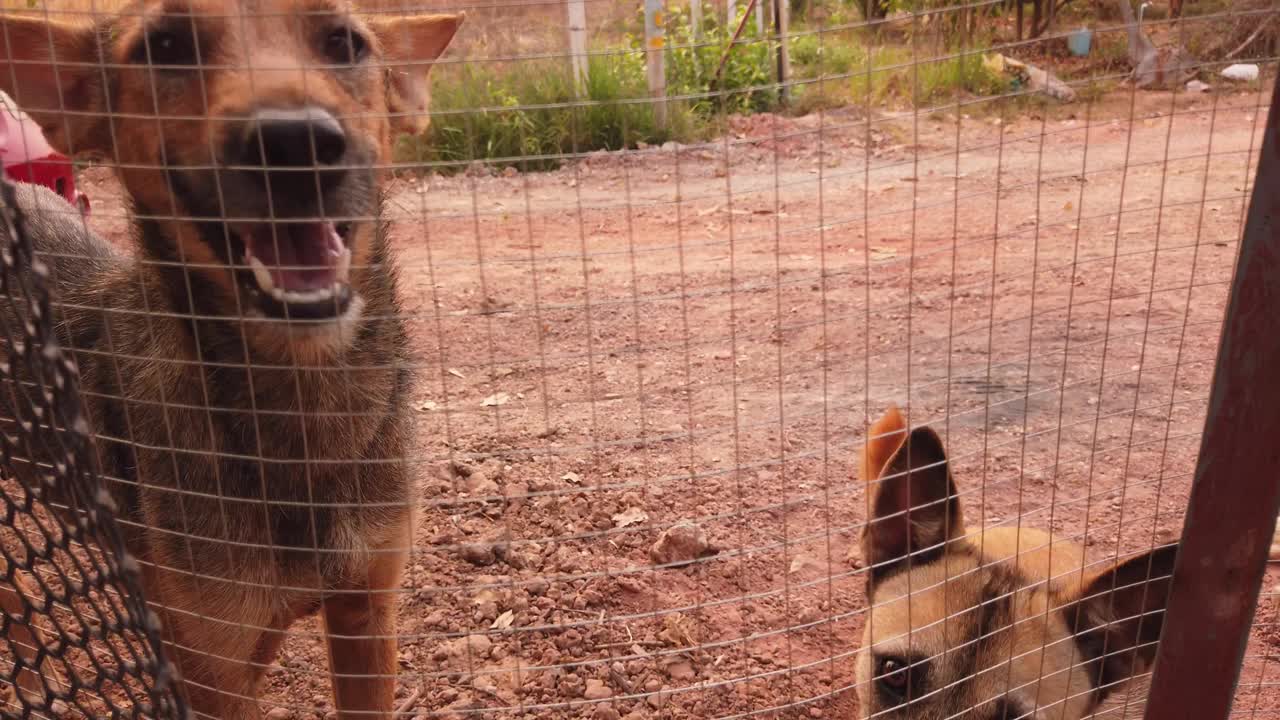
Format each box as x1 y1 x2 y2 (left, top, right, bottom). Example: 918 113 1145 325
0 3 462 717
856 405 1177 719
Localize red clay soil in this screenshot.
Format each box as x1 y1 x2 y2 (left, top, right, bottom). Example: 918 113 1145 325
47 85 1280 719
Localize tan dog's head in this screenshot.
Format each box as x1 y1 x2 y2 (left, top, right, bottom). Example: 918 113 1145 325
0 1 461 356
856 405 1177 719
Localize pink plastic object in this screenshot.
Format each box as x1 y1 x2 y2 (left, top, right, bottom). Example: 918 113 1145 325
0 90 88 216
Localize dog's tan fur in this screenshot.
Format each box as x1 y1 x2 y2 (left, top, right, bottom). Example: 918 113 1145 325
856 406 1177 719
0 3 461 717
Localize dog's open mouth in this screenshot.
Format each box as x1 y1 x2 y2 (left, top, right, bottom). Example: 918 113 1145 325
236 221 354 319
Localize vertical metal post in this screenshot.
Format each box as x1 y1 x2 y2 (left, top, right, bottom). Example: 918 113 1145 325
755 0 766 35
644 0 668 130
567 0 589 95
1142 71 1280 719
689 0 702 38
727 0 737 27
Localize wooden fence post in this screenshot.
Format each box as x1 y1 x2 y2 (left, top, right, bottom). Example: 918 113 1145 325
567 0 588 95
727 0 737 27
756 0 766 35
1142 69 1280 719
774 0 790 104
644 0 668 129
689 0 702 38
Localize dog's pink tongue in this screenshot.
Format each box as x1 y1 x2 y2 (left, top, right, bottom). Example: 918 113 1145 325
249 223 343 291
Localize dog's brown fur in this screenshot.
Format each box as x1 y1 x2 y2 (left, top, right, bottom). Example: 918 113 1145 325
856 406 1178 719
0 3 461 717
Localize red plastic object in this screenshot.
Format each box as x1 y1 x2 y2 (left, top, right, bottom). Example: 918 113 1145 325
0 90 88 216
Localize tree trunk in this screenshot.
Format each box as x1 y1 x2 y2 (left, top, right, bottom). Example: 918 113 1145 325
863 0 889 20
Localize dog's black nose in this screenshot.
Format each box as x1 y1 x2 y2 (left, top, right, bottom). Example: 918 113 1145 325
232 107 350 202
240 107 347 169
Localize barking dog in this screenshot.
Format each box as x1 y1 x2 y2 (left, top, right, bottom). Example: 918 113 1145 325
856 405 1177 719
0 3 462 717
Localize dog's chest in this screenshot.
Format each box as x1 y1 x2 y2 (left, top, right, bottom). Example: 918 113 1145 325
84 334 411 582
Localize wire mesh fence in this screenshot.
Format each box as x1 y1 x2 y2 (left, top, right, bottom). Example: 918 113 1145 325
0 0 1277 718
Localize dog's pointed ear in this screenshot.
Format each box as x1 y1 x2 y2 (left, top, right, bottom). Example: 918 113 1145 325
862 404 907 486
0 14 110 156
1064 544 1178 702
368 13 464 136
860 420 964 580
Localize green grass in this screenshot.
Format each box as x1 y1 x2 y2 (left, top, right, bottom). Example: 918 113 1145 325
846 46 1005 109
398 53 701 173
397 5 1013 171
790 32 863 79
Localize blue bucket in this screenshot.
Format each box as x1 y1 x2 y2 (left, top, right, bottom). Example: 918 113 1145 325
1068 28 1093 56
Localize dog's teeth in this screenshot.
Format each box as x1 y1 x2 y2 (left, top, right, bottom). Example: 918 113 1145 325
277 287 337 305
248 254 275 293
336 247 351 283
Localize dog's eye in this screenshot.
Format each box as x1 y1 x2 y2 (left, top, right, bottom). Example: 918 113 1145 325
324 26 368 64
133 26 199 67
876 657 910 700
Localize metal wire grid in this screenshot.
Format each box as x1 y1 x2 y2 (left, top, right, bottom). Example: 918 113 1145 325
0 0 1274 718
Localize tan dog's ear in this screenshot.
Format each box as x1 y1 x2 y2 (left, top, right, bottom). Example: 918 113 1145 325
367 13 464 136
862 404 907 487
861 423 964 581
1064 544 1178 703
0 15 110 156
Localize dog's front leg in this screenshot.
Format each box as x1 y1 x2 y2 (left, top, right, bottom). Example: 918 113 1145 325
322 542 407 720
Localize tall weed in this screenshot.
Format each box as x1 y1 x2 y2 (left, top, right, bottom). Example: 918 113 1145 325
398 53 699 172
849 46 1003 108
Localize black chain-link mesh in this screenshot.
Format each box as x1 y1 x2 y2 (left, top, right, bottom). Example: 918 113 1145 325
0 180 186 719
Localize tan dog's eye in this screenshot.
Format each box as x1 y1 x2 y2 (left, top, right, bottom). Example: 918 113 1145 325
324 26 368 64
131 24 199 67
876 657 910 700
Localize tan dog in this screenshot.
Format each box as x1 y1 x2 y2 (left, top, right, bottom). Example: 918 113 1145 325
0 3 462 717
855 405 1177 719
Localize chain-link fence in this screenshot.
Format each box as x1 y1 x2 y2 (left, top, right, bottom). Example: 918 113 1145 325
0 181 185 718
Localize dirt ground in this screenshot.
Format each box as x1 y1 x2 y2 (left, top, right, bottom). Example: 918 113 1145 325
59 84 1280 719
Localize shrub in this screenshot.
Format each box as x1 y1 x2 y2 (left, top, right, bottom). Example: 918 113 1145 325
661 4 781 116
